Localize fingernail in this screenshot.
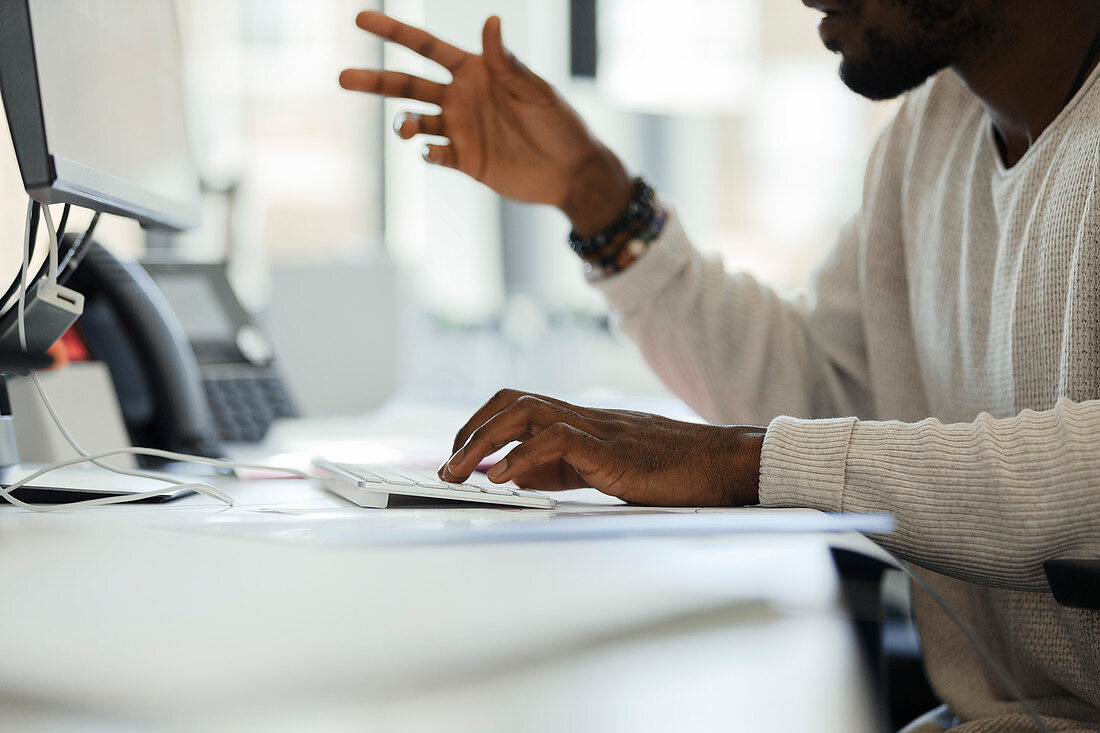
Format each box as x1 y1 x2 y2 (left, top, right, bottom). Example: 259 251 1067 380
447 448 465 469
421 145 433 163
487 459 508 481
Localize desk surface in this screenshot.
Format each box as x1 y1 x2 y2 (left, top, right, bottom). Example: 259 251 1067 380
0 407 887 732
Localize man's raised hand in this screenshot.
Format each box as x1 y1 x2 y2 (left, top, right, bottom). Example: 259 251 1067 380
340 12 634 235
439 389 767 508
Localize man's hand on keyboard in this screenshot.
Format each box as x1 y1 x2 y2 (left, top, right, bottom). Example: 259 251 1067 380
339 12 634 236
440 389 766 507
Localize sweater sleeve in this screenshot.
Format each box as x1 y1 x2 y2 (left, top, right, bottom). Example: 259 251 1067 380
592 211 873 425
760 398 1100 591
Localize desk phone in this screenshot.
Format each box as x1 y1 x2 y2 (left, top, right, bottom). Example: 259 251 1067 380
142 261 298 444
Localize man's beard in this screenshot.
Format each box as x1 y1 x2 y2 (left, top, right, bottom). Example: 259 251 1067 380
832 0 993 101
837 27 957 100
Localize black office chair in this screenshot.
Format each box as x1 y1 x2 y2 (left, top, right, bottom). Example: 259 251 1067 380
1045 560 1100 610
832 553 1100 731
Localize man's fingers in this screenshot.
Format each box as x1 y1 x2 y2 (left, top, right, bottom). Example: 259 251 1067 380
486 423 603 485
393 112 446 140
450 388 524 455
421 144 456 168
356 11 468 71
481 16 544 100
481 16 510 72
339 69 446 105
509 462 588 491
442 396 584 481
449 389 588 455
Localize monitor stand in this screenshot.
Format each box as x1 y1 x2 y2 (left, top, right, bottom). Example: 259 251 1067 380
0 375 190 505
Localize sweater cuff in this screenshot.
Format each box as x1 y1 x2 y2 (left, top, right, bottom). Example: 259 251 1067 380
590 206 694 316
759 416 857 512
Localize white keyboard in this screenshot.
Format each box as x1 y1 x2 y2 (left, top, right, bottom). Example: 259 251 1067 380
312 458 557 510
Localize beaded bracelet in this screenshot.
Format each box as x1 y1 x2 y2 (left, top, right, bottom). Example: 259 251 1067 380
568 177 667 277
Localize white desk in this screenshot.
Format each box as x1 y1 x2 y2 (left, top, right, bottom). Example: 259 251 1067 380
0 407 890 732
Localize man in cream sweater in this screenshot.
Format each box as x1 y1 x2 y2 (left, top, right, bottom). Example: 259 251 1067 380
340 1 1100 729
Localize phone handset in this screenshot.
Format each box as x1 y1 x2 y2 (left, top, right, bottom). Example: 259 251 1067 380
67 243 222 461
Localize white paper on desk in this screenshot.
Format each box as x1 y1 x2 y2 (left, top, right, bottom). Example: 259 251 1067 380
355 511 895 546
169 508 893 549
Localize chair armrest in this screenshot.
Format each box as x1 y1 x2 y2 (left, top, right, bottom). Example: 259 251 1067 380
1044 560 1100 609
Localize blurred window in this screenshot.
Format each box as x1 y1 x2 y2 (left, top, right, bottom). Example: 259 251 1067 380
177 0 384 267
382 0 899 332
0 0 902 403
591 0 899 292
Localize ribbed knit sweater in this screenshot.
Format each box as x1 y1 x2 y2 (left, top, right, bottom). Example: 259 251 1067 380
594 67 1100 731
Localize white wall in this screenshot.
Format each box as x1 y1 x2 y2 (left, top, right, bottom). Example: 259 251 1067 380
264 256 402 416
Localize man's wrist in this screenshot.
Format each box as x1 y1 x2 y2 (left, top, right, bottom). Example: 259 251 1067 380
725 426 766 506
570 178 665 278
560 144 634 236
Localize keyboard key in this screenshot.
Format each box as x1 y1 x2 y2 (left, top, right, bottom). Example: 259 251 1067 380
388 468 433 483
512 488 549 500
476 484 515 496
412 478 451 490
345 467 388 484
396 468 464 489
442 482 481 493
370 468 418 486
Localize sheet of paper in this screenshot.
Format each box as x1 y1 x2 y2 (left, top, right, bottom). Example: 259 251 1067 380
164 501 893 549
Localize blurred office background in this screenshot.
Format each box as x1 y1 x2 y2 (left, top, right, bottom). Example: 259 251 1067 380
0 0 897 417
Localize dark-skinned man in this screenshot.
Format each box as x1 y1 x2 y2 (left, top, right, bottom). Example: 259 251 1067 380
340 2 1100 730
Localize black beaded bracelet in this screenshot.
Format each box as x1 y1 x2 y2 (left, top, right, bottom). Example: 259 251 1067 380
568 177 657 259
584 203 667 278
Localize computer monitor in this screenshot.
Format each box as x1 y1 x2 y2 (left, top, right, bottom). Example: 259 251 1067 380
0 0 207 501
0 0 202 232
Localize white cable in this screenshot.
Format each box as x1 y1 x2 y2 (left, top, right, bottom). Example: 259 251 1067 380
894 559 1052 733
39 200 59 284
15 201 213 505
28 203 172 482
0 446 316 510
0 450 233 510
6 197 316 512
28 370 231 498
30 369 312 480
11 200 219 508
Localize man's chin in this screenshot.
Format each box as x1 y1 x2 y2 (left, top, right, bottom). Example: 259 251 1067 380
839 60 911 101
837 55 949 101
832 25 958 102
